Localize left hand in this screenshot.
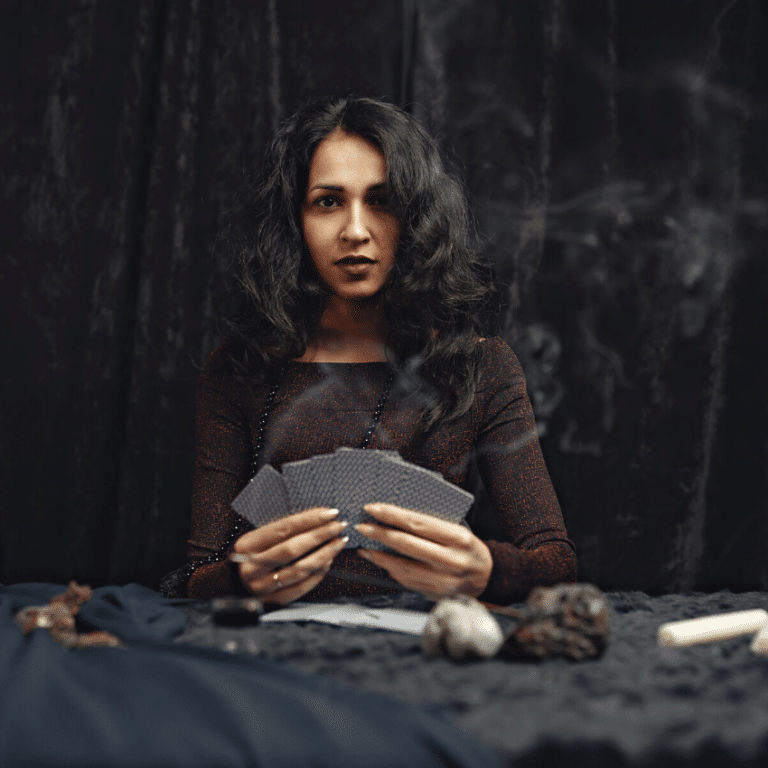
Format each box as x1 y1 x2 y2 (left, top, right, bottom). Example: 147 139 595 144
355 503 493 600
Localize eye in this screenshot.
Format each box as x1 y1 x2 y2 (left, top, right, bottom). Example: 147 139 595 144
367 192 389 207
314 195 341 208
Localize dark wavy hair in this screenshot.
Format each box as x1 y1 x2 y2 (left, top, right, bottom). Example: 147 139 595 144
225 95 496 434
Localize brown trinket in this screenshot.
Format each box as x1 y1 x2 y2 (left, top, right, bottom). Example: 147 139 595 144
500 583 610 661
13 581 123 649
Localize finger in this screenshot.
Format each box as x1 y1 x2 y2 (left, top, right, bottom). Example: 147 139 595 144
355 522 472 574
258 520 348 570
238 520 347 580
363 503 475 548
244 535 348 595
244 537 348 605
266 535 349 590
358 549 461 599
235 508 340 552
256 563 332 606
245 565 324 597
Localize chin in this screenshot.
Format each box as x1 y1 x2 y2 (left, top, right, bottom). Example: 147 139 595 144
348 290 383 302
329 283 388 303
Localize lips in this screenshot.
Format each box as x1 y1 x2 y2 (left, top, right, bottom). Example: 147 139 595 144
336 256 375 265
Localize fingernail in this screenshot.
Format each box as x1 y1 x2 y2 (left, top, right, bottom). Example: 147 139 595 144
330 521 348 534
338 536 350 546
356 523 374 535
322 508 340 518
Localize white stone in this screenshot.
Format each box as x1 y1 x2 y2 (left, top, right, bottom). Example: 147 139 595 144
421 595 504 660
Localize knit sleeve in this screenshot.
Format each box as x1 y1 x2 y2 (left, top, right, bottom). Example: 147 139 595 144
475 339 577 604
185 345 254 598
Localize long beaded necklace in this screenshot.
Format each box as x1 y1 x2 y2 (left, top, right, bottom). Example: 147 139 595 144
177 365 395 591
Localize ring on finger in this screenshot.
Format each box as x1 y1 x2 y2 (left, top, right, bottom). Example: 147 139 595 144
273 572 283 590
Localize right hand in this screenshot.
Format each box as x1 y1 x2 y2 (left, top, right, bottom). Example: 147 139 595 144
233 508 348 605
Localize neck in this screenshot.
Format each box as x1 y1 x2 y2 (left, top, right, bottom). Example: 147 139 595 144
321 294 387 336
296 296 393 363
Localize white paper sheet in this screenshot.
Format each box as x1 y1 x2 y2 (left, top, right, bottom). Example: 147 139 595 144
260 603 429 635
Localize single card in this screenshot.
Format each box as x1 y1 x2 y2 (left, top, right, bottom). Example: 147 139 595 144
231 464 291 528
394 463 474 524
282 458 319 512
332 448 403 549
260 602 429 635
309 453 338 511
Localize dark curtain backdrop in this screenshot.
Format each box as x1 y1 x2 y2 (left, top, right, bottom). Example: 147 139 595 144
2 0 766 594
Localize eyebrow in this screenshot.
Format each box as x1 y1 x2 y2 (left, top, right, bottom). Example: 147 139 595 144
307 181 387 193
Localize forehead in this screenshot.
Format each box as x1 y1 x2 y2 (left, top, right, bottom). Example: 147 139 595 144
307 130 387 187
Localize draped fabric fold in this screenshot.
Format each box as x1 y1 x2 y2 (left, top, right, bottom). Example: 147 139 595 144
0 583 497 768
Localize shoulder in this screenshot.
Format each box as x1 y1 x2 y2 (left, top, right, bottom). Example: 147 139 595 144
477 336 526 386
200 338 285 397
202 338 236 371
471 337 532 427
197 339 251 399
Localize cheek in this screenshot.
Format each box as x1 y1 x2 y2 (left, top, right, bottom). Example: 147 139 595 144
302 217 334 255
385 219 401 254
375 212 400 244
300 218 321 263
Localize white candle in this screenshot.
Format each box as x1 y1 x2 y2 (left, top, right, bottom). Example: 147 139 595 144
657 609 768 647
750 621 768 655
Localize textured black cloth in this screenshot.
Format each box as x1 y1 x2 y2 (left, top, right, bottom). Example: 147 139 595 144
186 337 576 603
0 583 497 768
177 589 768 767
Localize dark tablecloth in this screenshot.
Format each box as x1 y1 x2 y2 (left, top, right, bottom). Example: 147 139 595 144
177 589 768 767
0 583 496 768
4 584 768 767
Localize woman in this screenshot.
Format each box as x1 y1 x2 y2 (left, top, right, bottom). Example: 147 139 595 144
171 96 576 605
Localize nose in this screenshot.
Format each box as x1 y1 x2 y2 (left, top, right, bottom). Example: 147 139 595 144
340 200 370 244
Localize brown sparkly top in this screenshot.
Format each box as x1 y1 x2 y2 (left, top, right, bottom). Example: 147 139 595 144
186 337 577 605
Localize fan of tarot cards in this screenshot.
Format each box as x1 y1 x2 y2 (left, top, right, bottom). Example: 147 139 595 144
231 447 475 551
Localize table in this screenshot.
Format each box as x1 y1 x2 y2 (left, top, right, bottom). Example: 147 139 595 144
177 589 768 767
4 584 768 767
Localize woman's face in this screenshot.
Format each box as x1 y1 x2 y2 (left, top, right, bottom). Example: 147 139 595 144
301 129 400 304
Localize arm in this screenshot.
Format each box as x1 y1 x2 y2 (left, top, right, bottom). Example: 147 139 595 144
185 347 349 602
356 339 576 605
185 346 254 598
473 338 577 604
